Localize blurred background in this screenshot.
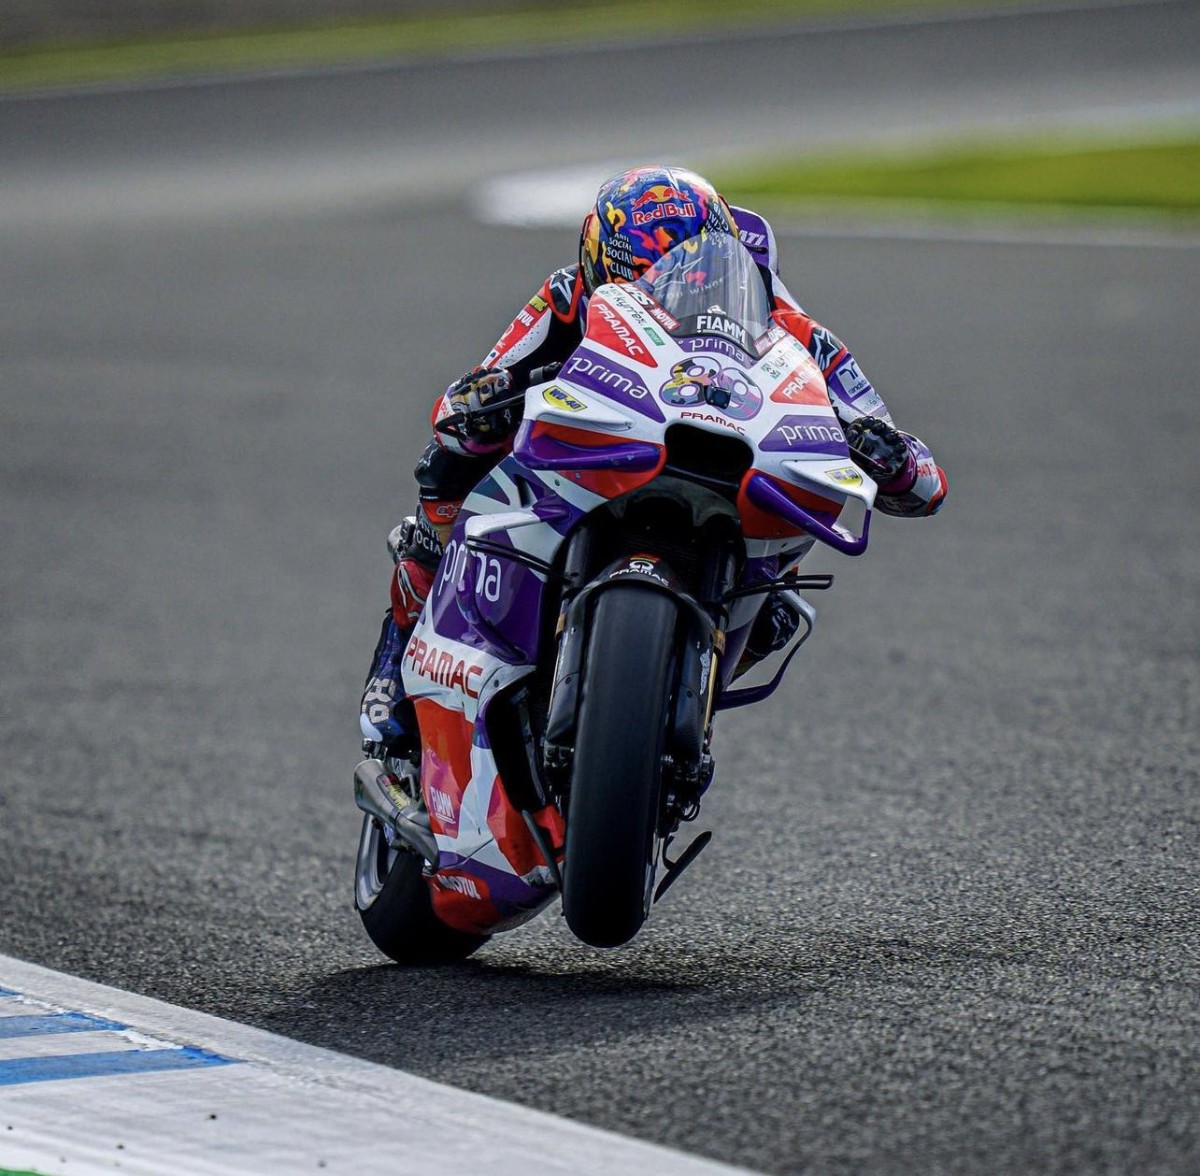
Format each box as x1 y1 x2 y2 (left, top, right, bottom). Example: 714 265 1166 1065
3 0 524 44
2 2 1198 1174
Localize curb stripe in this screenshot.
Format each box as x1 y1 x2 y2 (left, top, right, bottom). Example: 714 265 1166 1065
0 954 756 1175
0 1013 127 1039
0 989 239 1089
0 1046 236 1086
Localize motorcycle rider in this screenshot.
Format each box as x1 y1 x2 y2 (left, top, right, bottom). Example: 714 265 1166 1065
360 165 947 757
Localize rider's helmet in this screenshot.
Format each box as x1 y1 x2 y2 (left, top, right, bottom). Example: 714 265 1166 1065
578 165 736 295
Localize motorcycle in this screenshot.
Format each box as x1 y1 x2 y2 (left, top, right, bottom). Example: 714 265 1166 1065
353 230 875 961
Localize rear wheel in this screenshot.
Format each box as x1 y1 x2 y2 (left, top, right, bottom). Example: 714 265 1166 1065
562 587 678 947
355 815 489 965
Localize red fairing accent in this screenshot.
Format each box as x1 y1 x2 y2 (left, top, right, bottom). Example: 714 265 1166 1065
431 866 498 934
587 299 658 367
486 784 564 879
767 360 830 407
413 699 474 838
410 697 563 935
737 469 841 540
410 699 498 934
526 419 666 498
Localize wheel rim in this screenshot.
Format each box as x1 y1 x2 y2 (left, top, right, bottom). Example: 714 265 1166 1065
354 814 398 912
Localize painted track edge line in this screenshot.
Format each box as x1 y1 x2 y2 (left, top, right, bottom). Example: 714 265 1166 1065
0 953 759 1176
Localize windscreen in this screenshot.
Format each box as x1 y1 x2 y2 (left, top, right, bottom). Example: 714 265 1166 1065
632 232 773 356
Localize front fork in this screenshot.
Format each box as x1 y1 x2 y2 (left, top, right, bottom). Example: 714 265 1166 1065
541 525 738 823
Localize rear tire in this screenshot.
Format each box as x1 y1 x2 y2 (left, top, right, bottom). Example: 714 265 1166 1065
562 587 677 947
355 815 489 965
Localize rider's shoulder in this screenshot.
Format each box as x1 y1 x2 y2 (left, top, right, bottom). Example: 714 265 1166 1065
541 263 584 319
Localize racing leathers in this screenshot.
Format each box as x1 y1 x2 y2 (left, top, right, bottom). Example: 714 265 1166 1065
360 211 947 754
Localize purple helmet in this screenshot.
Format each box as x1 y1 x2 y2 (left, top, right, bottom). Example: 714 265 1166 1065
578 165 736 294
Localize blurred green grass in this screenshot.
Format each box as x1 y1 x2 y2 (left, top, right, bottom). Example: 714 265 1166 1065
4 1 1194 224
0 0 1048 92
717 133 1200 220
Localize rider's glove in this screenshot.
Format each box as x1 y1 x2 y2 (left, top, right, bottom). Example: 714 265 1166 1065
845 416 917 495
388 513 443 572
445 367 518 448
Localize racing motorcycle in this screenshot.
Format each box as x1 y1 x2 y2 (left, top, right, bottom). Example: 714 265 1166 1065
353 231 875 960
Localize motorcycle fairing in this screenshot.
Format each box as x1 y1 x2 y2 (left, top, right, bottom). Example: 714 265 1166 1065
402 233 877 934
403 460 582 933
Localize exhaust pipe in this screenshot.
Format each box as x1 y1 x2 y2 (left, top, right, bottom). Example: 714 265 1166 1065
353 758 439 865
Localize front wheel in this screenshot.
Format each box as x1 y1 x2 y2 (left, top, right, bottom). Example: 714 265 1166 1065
355 815 489 965
562 586 678 947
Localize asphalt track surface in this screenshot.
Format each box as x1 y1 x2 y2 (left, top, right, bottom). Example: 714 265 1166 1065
2 3 1198 1173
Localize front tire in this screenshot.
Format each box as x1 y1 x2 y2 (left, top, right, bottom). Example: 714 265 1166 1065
355 815 489 965
562 586 677 947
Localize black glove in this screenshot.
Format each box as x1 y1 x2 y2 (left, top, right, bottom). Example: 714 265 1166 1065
845 416 914 489
444 367 519 445
387 513 443 572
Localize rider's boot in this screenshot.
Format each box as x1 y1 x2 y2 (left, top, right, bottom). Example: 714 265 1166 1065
358 510 446 761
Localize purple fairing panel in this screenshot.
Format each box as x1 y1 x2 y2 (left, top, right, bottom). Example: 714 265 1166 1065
745 473 870 556
423 526 509 654
759 414 849 457
557 348 666 422
513 419 662 471
454 544 546 664
730 205 779 274
425 456 585 665
434 850 557 929
481 455 583 536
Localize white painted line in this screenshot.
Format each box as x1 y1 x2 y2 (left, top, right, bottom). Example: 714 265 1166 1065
0 1029 182 1063
473 165 1200 250
473 162 626 228
0 954 758 1176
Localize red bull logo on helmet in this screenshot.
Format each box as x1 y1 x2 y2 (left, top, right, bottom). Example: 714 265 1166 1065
632 184 690 209
630 183 698 227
